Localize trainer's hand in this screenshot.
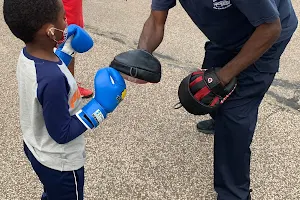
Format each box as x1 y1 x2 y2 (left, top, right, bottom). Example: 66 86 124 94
215 67 235 87
110 49 161 84
120 73 148 84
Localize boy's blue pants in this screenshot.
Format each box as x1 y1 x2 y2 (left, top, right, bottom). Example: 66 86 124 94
24 143 84 200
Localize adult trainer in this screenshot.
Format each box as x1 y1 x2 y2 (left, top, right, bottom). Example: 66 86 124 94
130 0 298 199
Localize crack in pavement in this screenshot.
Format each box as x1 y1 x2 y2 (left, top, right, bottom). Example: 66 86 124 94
267 79 300 111
267 90 300 111
271 79 300 90
84 24 198 70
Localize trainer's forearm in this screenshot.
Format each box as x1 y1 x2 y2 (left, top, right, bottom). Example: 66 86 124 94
218 18 282 84
137 16 165 53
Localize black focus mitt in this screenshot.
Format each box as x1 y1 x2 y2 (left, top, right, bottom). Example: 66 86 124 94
110 49 161 83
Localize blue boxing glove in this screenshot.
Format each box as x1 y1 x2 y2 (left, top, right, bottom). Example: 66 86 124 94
76 67 126 129
55 24 94 66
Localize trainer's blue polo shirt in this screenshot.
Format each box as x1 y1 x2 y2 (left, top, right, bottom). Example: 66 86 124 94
152 0 298 72
152 0 298 50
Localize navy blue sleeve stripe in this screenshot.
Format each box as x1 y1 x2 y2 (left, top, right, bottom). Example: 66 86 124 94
36 63 87 144
151 0 176 11
232 0 280 27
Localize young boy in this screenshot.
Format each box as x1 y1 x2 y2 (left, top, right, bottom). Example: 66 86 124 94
63 0 94 98
3 0 126 199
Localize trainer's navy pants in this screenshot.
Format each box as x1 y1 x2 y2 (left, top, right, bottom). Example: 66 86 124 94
24 143 84 200
202 38 291 200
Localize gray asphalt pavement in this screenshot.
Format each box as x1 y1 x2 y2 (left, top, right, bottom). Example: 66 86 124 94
0 0 300 199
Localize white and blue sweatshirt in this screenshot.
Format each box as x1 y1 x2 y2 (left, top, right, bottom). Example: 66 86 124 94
17 48 88 171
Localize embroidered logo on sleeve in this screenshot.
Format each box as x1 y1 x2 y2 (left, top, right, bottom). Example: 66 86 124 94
213 0 232 10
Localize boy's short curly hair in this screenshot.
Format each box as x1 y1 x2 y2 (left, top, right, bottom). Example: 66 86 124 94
3 0 61 43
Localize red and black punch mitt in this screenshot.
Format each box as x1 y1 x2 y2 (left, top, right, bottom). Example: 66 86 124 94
177 68 237 115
